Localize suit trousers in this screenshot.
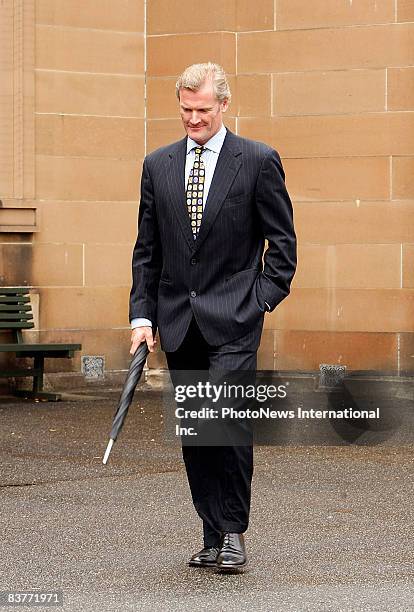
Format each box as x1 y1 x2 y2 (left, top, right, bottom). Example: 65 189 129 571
165 313 264 547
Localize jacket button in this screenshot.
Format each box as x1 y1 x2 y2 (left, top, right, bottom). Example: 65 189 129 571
190 290 197 298
190 258 197 265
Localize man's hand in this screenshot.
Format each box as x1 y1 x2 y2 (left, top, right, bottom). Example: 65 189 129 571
130 326 156 355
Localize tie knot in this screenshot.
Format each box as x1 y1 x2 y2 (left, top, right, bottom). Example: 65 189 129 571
194 146 204 158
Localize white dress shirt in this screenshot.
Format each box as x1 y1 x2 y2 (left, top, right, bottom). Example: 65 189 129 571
131 124 227 330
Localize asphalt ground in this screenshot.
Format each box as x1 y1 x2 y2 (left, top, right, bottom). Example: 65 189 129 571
0 385 413 611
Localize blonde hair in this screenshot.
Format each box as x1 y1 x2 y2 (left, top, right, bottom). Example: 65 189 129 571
175 62 231 103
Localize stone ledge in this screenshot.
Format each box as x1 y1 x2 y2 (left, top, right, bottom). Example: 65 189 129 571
0 201 37 233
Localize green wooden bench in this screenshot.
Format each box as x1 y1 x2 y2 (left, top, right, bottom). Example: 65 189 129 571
0 288 82 401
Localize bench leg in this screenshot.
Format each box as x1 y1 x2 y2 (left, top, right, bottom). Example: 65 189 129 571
13 355 62 401
33 355 44 393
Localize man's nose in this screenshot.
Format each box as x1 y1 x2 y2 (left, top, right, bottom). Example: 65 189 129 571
190 111 201 124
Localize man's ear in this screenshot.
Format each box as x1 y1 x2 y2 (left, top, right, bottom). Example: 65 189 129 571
221 99 229 113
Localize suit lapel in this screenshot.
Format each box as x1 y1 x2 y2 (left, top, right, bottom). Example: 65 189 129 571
165 137 195 251
194 131 242 252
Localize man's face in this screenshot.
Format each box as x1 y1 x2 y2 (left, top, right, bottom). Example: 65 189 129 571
179 80 228 145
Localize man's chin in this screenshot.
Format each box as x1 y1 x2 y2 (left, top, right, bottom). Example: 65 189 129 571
187 128 207 143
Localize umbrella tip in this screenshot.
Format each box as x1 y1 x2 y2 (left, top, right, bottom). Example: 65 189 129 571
102 438 114 464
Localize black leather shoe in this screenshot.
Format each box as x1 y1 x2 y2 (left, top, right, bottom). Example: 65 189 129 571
216 533 247 570
188 546 220 567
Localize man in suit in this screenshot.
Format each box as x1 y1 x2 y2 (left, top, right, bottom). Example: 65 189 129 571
129 62 296 571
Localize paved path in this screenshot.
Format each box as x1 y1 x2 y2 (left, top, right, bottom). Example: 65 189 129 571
0 389 413 611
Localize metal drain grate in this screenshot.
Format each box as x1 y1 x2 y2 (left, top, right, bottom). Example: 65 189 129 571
318 364 346 389
81 355 105 379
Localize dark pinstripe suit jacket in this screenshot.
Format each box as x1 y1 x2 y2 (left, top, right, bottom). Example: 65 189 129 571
129 129 297 352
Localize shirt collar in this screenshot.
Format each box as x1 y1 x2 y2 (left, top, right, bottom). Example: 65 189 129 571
186 124 227 155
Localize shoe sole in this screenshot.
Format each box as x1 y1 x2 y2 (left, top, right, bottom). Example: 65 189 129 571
216 561 247 572
188 561 218 568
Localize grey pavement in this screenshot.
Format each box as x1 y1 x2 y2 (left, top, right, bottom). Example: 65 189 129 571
0 384 413 612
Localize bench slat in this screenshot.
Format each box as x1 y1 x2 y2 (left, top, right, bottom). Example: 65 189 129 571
0 313 33 320
0 322 34 329
0 304 31 312
0 288 30 295
0 296 30 304
0 343 81 352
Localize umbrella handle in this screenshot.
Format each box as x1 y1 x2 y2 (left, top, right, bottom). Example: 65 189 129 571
102 438 114 464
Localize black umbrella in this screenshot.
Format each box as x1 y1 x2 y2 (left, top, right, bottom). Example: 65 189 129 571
102 342 149 464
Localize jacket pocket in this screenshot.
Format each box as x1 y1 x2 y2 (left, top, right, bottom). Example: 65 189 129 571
225 267 261 282
222 194 248 208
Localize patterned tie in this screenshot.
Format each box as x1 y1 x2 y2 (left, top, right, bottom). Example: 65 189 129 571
186 146 205 238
